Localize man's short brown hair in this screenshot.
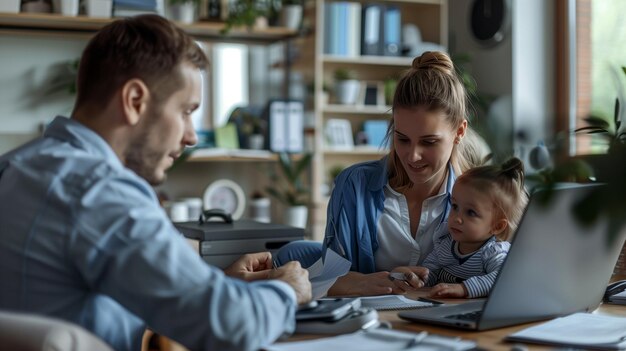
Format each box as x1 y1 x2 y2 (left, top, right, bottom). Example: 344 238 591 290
75 15 208 110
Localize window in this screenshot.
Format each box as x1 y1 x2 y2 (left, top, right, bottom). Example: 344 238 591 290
560 0 626 155
212 43 249 128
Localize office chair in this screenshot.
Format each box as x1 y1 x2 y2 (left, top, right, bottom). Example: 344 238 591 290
0 310 113 351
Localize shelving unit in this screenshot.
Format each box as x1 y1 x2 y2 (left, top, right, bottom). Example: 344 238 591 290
0 12 298 43
0 11 303 230
309 0 448 240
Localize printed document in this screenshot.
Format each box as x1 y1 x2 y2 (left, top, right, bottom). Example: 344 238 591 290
507 312 626 350
308 248 351 299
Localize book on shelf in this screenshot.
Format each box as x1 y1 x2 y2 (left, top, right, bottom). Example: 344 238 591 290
324 2 361 57
114 0 157 10
361 4 401 56
506 312 626 350
383 5 401 56
112 0 163 17
264 100 304 153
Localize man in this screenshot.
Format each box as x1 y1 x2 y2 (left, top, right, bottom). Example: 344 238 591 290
0 15 311 351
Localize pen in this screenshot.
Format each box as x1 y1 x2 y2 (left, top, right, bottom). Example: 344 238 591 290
388 272 410 282
406 331 428 348
417 297 444 305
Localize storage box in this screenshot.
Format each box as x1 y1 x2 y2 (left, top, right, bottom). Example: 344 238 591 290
175 219 304 269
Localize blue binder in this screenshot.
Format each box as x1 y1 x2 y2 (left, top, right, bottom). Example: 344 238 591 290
383 5 401 56
361 4 384 55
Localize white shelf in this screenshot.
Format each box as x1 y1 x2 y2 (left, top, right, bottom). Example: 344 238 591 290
0 13 298 44
323 147 388 156
323 104 392 115
187 148 278 162
323 55 414 66
330 0 442 4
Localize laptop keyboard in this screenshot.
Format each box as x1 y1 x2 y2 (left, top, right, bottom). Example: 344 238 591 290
445 310 482 321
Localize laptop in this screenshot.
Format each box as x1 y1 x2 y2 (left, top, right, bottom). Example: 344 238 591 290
399 183 626 330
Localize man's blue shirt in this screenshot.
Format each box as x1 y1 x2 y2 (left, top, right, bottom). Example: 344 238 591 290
0 117 296 351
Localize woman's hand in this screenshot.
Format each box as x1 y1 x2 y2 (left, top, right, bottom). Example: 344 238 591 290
328 270 427 296
430 283 468 298
389 266 429 290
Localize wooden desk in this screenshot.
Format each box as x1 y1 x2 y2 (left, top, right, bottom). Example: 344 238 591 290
287 287 626 350
379 296 626 350
145 290 626 351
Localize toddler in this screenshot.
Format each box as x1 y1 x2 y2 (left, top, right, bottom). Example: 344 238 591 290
420 157 529 298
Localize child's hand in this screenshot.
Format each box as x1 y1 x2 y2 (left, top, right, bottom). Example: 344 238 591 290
429 283 467 298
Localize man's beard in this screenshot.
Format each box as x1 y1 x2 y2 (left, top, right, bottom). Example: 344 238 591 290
125 123 168 186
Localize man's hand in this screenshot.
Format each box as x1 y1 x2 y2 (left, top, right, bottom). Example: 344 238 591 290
268 261 312 305
430 283 467 298
389 266 429 290
224 252 274 281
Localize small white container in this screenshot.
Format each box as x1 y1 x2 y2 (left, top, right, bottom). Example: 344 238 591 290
250 197 271 223
0 0 21 13
163 201 189 223
285 205 307 229
52 0 79 16
181 197 203 222
85 0 112 18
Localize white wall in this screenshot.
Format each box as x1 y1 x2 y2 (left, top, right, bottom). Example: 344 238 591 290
448 0 555 167
512 0 554 152
0 34 86 153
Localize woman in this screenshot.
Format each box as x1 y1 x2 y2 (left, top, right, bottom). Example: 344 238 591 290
277 51 488 296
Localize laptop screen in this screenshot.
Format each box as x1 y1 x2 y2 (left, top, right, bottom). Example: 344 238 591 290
477 183 626 329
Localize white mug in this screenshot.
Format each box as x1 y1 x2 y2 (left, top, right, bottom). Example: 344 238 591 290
163 201 189 223
250 197 271 223
181 197 203 222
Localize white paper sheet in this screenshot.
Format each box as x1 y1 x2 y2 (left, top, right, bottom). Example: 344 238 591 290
267 328 476 351
359 295 433 311
308 247 351 299
508 312 626 347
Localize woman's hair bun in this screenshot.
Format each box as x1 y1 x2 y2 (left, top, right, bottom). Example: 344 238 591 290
411 51 454 76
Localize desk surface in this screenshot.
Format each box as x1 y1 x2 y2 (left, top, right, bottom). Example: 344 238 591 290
148 284 626 351
378 292 626 350
288 288 626 351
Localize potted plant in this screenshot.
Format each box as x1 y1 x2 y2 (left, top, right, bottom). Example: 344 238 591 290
221 0 270 35
333 68 360 105
168 0 200 24
23 0 53 13
383 78 397 106
228 106 267 150
529 66 626 260
265 152 312 228
279 0 303 30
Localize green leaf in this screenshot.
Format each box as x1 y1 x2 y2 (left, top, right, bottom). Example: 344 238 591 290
575 126 609 134
293 153 313 178
265 152 312 206
581 115 611 130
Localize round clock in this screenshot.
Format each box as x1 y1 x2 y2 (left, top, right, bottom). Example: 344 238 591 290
202 179 246 220
470 0 509 48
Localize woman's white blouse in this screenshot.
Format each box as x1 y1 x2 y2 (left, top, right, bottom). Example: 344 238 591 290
374 179 451 272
